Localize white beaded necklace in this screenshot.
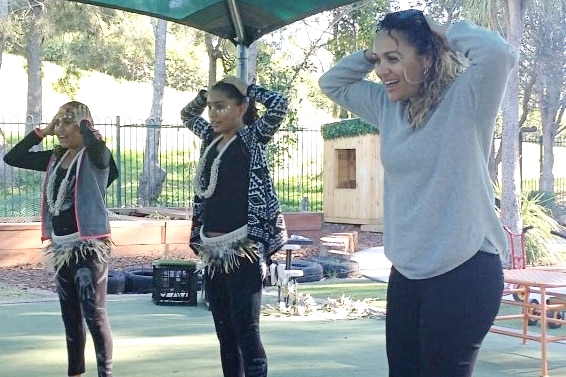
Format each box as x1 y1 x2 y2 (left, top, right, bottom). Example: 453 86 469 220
46 148 85 216
193 135 237 198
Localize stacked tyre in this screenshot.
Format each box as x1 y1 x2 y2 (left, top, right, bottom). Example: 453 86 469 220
308 255 360 279
123 267 154 294
106 267 154 294
290 259 324 283
106 270 126 294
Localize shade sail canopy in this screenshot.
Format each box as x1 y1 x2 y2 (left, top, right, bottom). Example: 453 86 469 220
70 0 360 46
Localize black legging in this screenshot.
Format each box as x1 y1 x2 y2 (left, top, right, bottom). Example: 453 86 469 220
386 251 503 377
205 258 267 377
56 254 113 377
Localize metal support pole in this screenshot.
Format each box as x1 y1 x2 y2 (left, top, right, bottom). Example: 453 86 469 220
115 116 122 208
236 44 248 81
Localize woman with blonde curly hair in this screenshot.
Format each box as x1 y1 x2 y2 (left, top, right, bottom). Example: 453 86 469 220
319 9 516 377
4 101 117 377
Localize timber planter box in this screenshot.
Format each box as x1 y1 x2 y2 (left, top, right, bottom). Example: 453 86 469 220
0 218 196 268
0 210 323 267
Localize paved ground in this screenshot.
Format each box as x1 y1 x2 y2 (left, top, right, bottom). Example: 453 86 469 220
1 291 565 377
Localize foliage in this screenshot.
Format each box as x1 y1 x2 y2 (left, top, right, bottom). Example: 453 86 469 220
520 191 565 266
325 0 388 61
495 183 565 266
165 50 207 91
321 118 378 140
51 64 81 98
276 174 323 212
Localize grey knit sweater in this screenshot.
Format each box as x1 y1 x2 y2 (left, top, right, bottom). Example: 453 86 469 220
319 20 517 279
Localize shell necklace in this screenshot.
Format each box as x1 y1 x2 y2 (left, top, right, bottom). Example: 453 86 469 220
46 148 85 216
193 135 237 198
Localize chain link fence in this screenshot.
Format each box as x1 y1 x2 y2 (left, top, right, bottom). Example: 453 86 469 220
0 118 324 219
2 118 566 220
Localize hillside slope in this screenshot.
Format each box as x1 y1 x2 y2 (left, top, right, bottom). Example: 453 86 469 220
0 53 195 124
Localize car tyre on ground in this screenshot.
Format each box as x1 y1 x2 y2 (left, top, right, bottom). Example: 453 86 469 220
123 267 154 294
308 255 360 279
290 259 324 283
107 270 126 294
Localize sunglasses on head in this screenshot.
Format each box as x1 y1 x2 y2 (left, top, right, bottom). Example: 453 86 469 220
377 9 429 32
389 9 423 20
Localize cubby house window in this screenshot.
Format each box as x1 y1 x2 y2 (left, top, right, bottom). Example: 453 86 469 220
335 149 356 189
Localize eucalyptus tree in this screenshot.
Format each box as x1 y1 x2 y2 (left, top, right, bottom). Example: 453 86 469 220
0 0 9 67
322 0 388 117
42 0 115 97
461 0 565 266
521 7 566 195
137 17 167 206
0 0 14 185
18 0 45 132
204 33 231 87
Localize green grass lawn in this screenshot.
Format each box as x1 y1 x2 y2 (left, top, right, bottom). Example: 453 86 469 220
299 280 388 308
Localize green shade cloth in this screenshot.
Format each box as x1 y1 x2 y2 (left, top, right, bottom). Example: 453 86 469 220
69 0 360 46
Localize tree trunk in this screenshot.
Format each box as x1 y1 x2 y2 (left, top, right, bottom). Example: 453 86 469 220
246 41 260 83
0 0 7 70
538 72 561 193
138 18 167 207
488 142 498 183
205 33 223 88
0 33 5 70
0 128 16 186
539 95 558 193
499 0 525 267
25 3 43 133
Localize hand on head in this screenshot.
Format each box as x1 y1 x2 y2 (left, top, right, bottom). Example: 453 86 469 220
423 15 448 43
42 102 96 138
219 76 248 96
74 103 94 127
43 107 67 136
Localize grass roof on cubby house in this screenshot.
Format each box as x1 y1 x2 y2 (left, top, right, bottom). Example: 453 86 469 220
321 119 379 140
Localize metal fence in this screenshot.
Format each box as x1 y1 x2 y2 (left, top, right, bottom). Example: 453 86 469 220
0 118 324 218
519 135 566 204
2 119 566 219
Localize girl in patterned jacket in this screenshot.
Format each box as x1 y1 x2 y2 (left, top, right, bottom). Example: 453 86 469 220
181 76 289 377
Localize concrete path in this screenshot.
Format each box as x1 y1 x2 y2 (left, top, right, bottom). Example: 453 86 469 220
352 246 392 283
1 293 565 377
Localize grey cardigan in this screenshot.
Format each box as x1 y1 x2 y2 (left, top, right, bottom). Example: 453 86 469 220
319 20 516 279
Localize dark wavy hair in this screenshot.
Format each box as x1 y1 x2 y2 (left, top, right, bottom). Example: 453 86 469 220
211 81 258 125
377 9 462 127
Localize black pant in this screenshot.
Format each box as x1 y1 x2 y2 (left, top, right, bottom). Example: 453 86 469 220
386 251 503 377
56 255 113 377
206 258 267 377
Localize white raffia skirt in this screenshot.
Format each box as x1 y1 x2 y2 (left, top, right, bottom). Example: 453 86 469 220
42 232 112 273
195 225 260 275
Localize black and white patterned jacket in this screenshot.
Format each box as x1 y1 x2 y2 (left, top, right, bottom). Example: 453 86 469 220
181 84 289 258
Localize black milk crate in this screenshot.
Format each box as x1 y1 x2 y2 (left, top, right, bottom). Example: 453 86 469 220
152 260 198 306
